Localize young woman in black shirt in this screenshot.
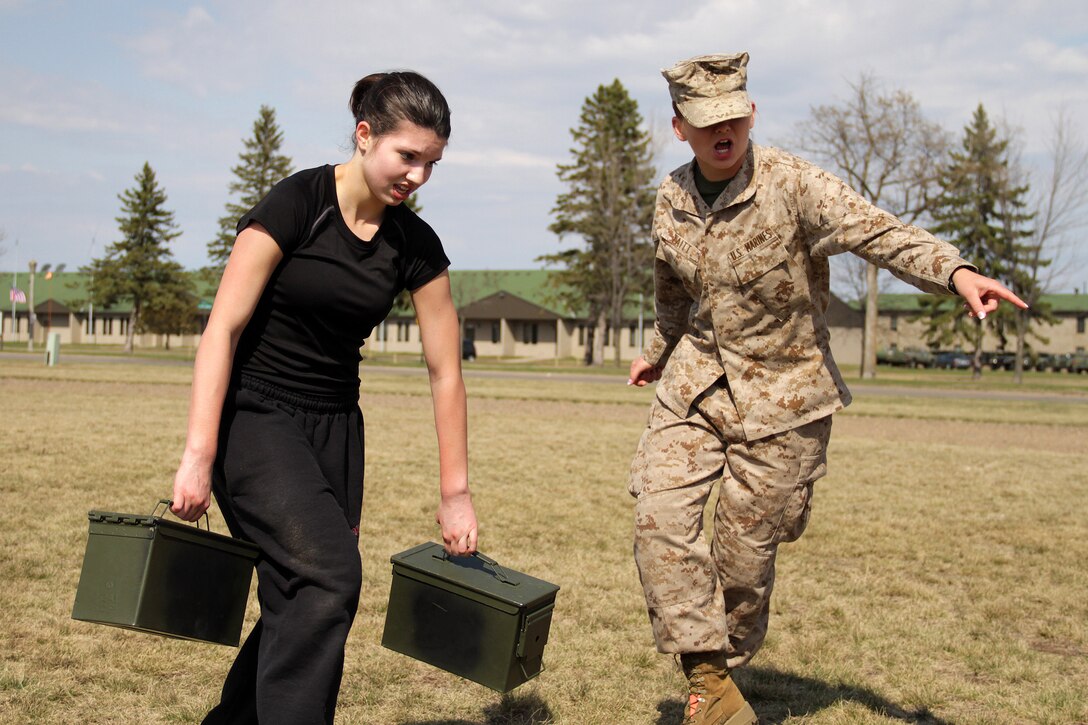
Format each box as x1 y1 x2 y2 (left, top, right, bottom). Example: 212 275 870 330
170 71 477 725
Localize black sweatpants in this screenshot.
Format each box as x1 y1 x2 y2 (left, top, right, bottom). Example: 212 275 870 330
202 375 365 725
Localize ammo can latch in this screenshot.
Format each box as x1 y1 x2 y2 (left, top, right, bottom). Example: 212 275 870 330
516 603 554 660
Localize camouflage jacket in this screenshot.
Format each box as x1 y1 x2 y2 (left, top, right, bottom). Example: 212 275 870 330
643 144 972 440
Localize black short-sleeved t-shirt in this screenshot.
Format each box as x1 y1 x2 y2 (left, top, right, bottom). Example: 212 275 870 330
232 165 450 397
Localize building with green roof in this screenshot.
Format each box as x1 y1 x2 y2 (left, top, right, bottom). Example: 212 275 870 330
853 292 1088 361
3 269 1086 363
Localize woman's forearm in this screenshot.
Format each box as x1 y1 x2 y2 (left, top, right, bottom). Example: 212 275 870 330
428 370 469 498
182 324 238 465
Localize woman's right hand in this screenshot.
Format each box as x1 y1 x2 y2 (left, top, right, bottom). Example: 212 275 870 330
628 356 662 387
437 490 478 557
171 452 213 521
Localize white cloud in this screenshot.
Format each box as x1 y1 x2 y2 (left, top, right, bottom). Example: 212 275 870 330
183 5 214 28
1023 38 1088 75
0 70 127 132
124 5 243 97
445 148 555 170
3 0 1087 284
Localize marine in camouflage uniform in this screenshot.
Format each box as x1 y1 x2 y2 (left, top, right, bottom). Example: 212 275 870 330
630 135 975 665
626 51 1022 702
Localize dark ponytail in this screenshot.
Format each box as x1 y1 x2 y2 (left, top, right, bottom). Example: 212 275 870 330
349 71 451 143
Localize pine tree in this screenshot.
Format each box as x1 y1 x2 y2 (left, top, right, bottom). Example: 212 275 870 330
542 79 656 366
924 104 1035 378
207 105 293 270
84 162 192 353
995 154 1047 380
140 264 198 349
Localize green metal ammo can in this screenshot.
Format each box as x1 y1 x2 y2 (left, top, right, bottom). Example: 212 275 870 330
71 502 259 646
381 542 560 692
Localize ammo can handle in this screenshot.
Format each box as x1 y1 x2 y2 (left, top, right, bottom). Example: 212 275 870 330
520 658 545 680
153 498 210 531
434 549 518 586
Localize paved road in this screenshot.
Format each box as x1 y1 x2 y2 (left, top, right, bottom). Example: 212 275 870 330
3 351 1086 404
372 365 1088 404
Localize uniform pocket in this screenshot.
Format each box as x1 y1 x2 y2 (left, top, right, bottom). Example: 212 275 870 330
770 450 828 544
659 229 703 298
730 243 803 320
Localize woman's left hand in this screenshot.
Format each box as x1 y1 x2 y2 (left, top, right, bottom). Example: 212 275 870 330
951 267 1029 319
436 490 478 557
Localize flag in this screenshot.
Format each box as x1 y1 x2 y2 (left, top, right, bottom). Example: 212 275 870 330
9 288 26 303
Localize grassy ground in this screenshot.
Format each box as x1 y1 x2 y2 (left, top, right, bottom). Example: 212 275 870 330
1 359 1086 724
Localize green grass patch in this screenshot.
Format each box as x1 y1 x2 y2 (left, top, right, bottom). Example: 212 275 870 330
1 358 1085 724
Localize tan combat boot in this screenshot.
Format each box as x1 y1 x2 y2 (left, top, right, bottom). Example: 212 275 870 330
680 652 758 725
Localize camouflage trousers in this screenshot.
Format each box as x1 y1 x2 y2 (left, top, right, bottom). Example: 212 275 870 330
629 381 831 669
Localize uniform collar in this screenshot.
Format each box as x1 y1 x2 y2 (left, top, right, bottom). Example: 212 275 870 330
666 144 759 215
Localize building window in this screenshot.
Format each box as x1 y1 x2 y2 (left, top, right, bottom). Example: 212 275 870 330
1078 315 1086 334
464 323 476 342
491 322 500 343
397 322 410 342
577 324 585 346
522 323 538 345
629 324 637 346
604 324 611 347
890 314 898 331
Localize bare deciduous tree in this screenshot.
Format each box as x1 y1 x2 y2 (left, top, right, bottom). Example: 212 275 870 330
1027 109 1088 289
1006 109 1088 382
792 74 949 378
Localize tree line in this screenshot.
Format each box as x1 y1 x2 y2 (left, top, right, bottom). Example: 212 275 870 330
81 80 1084 382
552 77 1084 383
793 82 1086 383
81 106 292 353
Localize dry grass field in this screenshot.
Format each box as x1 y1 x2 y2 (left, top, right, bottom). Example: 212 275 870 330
1 357 1086 724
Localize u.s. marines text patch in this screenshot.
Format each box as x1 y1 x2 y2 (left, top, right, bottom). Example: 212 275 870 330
729 229 780 262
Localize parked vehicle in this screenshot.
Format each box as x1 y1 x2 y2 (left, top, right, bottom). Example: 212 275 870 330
984 351 1017 371
1069 352 1088 374
906 348 933 368
1030 352 1056 371
877 347 933 368
933 350 972 369
1048 353 1075 372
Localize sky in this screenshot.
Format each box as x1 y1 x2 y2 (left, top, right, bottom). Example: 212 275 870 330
2 0 1087 292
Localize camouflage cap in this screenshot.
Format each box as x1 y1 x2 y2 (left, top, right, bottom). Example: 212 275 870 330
662 52 752 128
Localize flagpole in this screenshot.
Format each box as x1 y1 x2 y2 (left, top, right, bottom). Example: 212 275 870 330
11 239 18 342
27 259 36 352
89 236 96 344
